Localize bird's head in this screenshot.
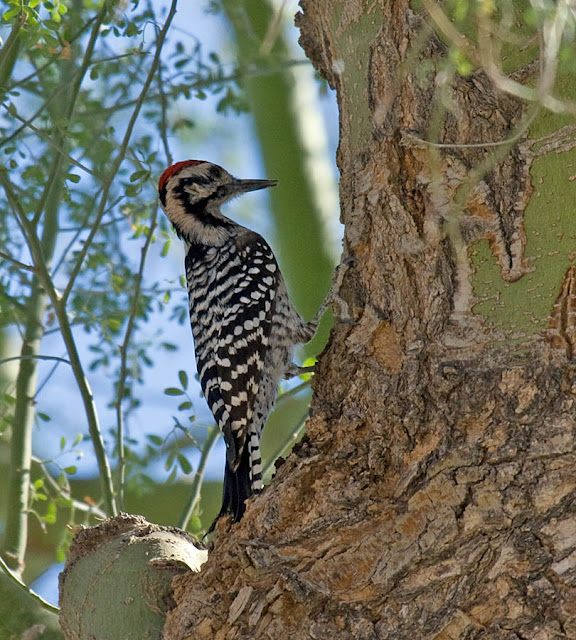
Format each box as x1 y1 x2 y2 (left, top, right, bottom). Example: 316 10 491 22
158 160 277 245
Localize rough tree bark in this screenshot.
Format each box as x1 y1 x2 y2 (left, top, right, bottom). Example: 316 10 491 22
164 2 576 639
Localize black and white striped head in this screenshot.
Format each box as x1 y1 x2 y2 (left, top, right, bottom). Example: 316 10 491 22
158 160 277 245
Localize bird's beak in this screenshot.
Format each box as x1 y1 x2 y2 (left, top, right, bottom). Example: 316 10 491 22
233 178 278 194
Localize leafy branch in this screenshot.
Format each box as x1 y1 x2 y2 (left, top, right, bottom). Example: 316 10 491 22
0 170 117 517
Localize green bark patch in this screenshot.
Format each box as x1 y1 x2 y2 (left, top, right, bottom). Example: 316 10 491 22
471 112 576 338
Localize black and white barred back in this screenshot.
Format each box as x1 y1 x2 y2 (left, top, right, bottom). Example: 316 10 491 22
158 160 316 525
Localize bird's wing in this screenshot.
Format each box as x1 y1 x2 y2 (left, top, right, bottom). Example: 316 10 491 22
193 233 279 470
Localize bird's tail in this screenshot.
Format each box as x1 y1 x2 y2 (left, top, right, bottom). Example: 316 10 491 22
222 443 252 521
208 425 263 533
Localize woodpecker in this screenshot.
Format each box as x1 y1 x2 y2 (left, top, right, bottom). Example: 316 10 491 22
158 160 317 526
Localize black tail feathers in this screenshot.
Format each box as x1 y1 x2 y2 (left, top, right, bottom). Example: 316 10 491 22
208 443 252 533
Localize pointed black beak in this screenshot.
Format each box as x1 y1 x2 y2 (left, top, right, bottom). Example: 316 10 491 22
233 178 278 194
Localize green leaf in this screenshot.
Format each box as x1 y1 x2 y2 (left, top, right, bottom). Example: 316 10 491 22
130 169 148 183
63 466 77 475
164 387 184 396
125 183 141 197
45 501 57 524
37 412 51 422
177 401 192 411
67 173 80 183
125 21 140 36
177 453 192 475
165 451 175 471
33 479 44 489
147 434 163 446
43 32 60 48
178 370 188 390
43 18 60 31
2 7 21 20
107 317 122 333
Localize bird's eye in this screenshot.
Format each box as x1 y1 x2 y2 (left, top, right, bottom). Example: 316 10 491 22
209 165 222 180
181 178 201 192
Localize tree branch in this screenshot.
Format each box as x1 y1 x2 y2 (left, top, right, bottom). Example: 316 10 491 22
115 209 158 511
0 554 59 615
178 426 220 530
61 0 180 304
0 170 118 518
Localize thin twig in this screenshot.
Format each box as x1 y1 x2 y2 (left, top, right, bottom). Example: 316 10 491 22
178 426 220 530
0 553 59 615
62 0 180 305
0 250 35 272
278 379 310 400
421 0 479 64
0 354 72 367
403 104 539 149
51 195 123 278
115 209 158 511
0 14 26 94
80 59 310 118
32 458 107 519
156 62 174 166
5 16 97 91
424 0 576 115
262 412 309 481
0 103 100 178
32 1 112 231
35 357 63 397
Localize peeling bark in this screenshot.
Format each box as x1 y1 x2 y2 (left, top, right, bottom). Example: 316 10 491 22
163 2 576 639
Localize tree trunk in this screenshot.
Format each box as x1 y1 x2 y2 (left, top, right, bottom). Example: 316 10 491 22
164 2 576 638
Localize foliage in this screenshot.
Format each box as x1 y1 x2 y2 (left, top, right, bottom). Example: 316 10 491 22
0 0 233 530
421 0 576 112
